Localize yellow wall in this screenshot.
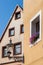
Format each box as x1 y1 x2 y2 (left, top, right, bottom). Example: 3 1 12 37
24 0 43 65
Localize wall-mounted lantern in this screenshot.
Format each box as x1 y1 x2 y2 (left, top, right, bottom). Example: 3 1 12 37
6 39 14 58
6 38 24 63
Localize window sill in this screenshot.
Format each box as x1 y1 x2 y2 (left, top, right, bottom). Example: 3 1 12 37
9 35 14 37
29 38 41 47
15 17 21 20
2 56 8 58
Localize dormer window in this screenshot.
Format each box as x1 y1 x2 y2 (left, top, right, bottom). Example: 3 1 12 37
15 11 21 19
30 11 41 45
9 28 15 37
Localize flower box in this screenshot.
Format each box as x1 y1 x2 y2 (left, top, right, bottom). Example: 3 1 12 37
30 32 39 44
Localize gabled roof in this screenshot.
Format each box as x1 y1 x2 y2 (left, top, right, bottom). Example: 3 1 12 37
0 5 23 42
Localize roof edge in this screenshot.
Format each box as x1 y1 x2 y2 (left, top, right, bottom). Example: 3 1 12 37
0 5 23 42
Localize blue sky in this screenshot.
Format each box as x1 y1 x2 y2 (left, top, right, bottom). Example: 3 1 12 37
0 0 23 37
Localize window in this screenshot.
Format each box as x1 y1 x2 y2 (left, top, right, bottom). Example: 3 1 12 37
2 46 7 57
15 12 21 19
20 24 24 34
14 42 22 55
30 10 41 45
9 28 15 37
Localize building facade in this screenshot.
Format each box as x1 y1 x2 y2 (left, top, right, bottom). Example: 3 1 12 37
0 0 43 65
24 0 43 65
0 5 24 65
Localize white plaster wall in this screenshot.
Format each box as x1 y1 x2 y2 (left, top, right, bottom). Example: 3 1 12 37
0 6 24 64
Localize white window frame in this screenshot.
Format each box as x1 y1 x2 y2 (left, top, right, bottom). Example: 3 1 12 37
29 10 41 47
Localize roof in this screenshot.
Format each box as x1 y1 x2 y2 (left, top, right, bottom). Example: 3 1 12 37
0 5 23 42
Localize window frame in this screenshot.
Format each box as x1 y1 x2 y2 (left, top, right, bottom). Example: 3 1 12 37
2 46 8 58
20 24 24 34
15 11 21 20
13 42 22 55
9 27 15 37
30 10 41 47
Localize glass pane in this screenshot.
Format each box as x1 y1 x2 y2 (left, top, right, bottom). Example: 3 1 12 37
11 30 14 35
36 22 39 32
15 44 21 54
4 48 7 56
22 26 24 32
16 47 20 54
16 45 20 48
17 14 21 18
